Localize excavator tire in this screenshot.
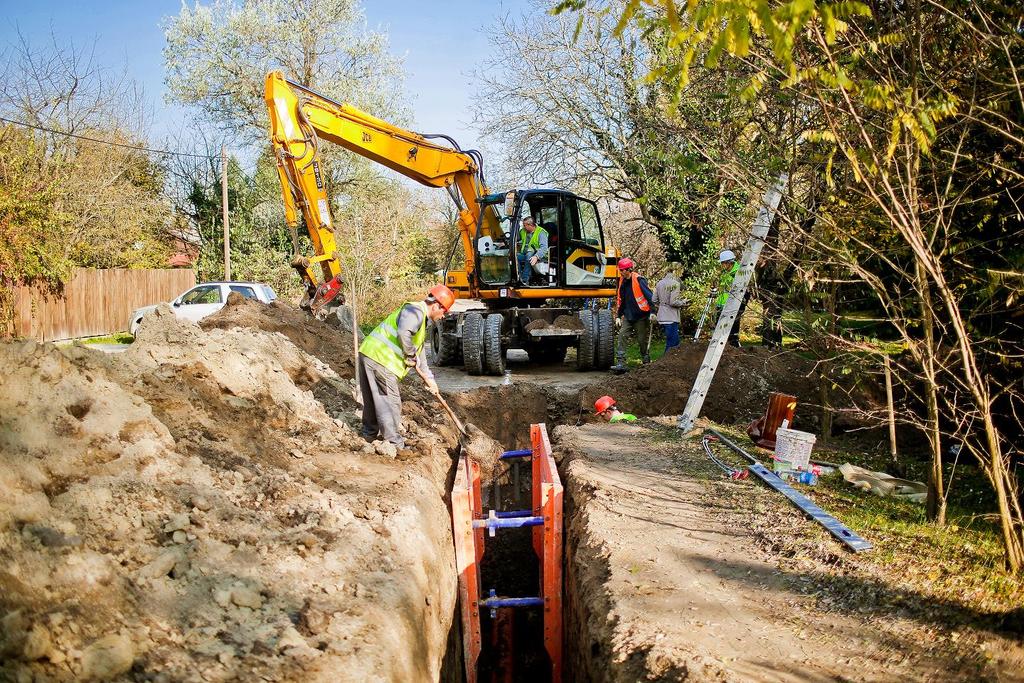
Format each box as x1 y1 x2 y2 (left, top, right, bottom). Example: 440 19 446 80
483 313 506 375
462 312 485 375
594 308 614 369
576 309 595 370
429 320 460 366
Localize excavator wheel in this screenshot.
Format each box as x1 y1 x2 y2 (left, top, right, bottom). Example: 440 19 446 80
429 320 460 366
483 313 506 375
462 312 486 375
594 308 614 369
576 309 596 370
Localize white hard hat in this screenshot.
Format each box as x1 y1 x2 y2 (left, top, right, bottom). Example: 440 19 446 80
719 250 736 263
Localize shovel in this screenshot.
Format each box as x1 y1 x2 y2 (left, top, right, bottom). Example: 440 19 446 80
416 366 467 436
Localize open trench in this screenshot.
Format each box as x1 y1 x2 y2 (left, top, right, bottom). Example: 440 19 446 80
439 382 610 683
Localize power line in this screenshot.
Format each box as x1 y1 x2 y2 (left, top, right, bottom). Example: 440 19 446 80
0 115 216 159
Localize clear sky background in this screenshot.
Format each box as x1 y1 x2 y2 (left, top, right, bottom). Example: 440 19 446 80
0 0 529 153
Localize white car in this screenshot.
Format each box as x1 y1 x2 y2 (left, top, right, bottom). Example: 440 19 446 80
129 281 277 335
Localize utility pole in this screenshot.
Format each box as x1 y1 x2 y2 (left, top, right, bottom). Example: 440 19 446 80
678 173 788 432
221 145 231 281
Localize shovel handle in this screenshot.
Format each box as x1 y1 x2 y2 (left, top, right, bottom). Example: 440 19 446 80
416 366 467 436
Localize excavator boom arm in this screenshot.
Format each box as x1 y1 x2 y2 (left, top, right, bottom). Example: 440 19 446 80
264 70 484 293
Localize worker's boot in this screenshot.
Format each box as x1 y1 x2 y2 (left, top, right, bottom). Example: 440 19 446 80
641 355 651 365
609 364 628 374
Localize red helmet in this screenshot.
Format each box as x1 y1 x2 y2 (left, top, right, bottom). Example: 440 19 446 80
617 257 635 271
428 284 456 312
594 395 616 414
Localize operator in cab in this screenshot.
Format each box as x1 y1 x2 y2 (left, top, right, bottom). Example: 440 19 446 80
358 285 455 450
516 216 549 284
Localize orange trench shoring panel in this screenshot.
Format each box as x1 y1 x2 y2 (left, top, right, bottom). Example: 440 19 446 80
451 423 563 683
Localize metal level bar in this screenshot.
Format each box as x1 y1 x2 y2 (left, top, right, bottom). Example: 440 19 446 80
706 429 873 553
494 509 533 519
500 449 532 460
480 596 545 609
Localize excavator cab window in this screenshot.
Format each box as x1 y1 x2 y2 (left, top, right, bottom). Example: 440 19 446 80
561 195 607 287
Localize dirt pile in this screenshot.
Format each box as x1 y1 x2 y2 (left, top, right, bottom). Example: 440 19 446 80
552 315 584 331
0 306 462 682
200 294 356 381
579 344 828 429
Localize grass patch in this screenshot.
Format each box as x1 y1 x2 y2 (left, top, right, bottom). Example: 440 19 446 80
80 332 135 345
708 422 1023 618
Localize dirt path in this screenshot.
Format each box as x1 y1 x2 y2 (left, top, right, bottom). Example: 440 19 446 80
433 349 597 393
556 421 996 682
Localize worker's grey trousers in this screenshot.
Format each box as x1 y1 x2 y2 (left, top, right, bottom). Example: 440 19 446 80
359 354 405 448
616 317 651 364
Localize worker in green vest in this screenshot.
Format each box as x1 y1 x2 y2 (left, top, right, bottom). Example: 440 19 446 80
594 395 637 423
359 285 455 448
516 216 549 284
714 249 745 347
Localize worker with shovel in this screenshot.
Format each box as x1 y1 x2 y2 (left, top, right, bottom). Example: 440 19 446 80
358 285 455 449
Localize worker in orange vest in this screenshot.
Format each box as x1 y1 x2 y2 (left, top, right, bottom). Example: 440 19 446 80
611 257 655 372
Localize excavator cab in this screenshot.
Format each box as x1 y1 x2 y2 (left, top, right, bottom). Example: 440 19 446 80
474 189 611 292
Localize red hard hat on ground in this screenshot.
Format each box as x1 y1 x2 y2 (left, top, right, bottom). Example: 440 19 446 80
617 257 635 271
594 395 616 414
428 284 456 312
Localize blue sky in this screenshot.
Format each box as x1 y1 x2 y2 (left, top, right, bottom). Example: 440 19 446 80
0 0 529 151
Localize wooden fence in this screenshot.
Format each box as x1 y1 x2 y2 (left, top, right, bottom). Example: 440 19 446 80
9 268 196 341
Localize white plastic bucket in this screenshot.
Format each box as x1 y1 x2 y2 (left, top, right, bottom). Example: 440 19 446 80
775 427 816 469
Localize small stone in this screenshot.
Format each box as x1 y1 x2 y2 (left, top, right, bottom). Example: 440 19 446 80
290 448 305 459
236 467 254 482
298 533 317 549
230 586 263 609
213 589 232 608
27 525 82 548
276 626 307 652
360 442 375 454
373 440 397 459
80 634 133 681
191 496 212 512
163 514 190 533
22 623 53 661
172 530 188 544
138 549 184 580
170 556 190 579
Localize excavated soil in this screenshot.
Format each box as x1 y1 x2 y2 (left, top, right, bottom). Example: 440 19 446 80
200 293 356 381
552 315 584 331
0 304 507 682
578 344 825 429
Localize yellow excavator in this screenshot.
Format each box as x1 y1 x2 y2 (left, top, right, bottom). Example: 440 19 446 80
265 70 619 374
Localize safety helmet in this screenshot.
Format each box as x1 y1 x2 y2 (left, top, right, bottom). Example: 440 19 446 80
617 257 635 271
594 395 616 414
719 250 736 263
427 284 456 312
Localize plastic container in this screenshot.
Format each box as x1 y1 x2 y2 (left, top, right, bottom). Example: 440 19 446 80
775 427 816 470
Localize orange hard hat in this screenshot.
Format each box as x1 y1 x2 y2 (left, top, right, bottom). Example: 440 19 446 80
428 284 455 312
594 395 616 414
617 257 634 271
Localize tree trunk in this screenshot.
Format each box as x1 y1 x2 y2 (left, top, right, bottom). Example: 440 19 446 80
917 261 945 524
